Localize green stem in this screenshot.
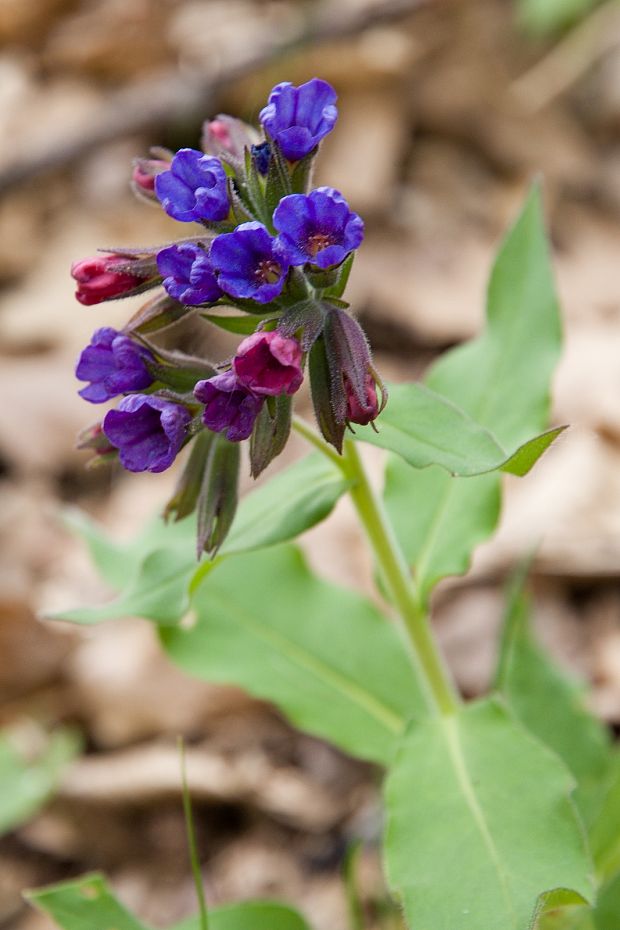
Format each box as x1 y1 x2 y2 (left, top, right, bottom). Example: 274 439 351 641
292 414 346 468
291 416 459 716
342 440 459 716
179 739 209 930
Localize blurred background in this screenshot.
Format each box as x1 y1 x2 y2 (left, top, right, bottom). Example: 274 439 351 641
2 0 620 927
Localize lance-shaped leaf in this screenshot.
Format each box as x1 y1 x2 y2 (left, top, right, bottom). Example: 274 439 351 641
0 728 80 835
495 579 611 826
56 454 350 626
384 698 593 930
163 544 424 765
384 185 562 600
26 873 311 930
355 382 564 476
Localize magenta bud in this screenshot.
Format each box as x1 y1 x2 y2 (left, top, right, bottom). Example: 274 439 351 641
201 114 259 161
345 372 379 425
233 331 303 397
71 254 148 306
131 157 169 196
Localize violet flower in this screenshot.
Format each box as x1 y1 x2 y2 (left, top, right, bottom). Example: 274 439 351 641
76 327 154 403
233 331 303 396
155 149 230 223
194 371 264 442
210 222 290 303
71 254 146 306
157 243 222 305
103 395 191 473
273 187 364 269
259 78 338 161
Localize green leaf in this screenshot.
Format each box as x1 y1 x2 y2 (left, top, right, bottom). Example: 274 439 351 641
162 545 424 765
58 455 350 627
355 382 563 476
496 582 611 825
220 453 350 557
26 873 310 930
62 507 193 590
384 697 593 930
592 872 620 929
27 874 147 930
536 874 620 930
517 0 600 37
589 751 620 879
0 728 80 834
200 313 269 335
384 185 562 599
534 889 594 930
52 547 195 626
171 903 310 930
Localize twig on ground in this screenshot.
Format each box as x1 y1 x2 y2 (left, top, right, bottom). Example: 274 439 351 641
0 0 431 196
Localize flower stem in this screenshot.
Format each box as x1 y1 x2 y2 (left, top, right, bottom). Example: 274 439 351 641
292 415 459 716
342 440 460 716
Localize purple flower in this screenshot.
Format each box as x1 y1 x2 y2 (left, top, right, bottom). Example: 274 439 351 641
76 327 154 403
157 243 222 305
103 395 191 473
194 371 264 442
155 149 230 223
259 79 338 162
234 331 303 396
210 222 290 304
273 187 364 269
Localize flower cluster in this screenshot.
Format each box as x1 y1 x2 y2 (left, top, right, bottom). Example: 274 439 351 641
72 77 386 555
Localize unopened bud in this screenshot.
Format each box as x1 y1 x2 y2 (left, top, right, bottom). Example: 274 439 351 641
71 254 151 306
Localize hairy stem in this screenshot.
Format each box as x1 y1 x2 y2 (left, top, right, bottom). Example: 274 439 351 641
292 416 459 715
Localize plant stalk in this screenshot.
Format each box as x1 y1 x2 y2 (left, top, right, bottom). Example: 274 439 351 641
292 416 459 716
342 440 459 716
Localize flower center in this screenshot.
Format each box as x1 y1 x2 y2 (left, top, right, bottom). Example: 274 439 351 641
255 259 282 284
306 232 335 256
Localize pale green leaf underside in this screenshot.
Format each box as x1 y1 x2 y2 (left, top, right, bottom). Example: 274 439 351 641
26 873 310 930
355 382 563 477
385 185 562 598
0 729 80 835
162 544 423 765
54 454 348 627
385 698 593 930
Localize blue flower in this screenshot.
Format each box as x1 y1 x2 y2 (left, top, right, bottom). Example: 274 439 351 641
155 149 230 223
259 79 337 161
273 186 364 269
209 222 290 304
103 394 191 473
157 243 222 305
76 327 154 403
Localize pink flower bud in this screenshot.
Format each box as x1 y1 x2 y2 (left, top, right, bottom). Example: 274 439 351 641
131 157 169 195
201 114 259 160
345 372 379 425
71 255 146 306
234 331 303 396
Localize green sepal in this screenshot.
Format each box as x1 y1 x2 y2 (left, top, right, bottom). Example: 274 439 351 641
196 434 240 558
227 176 255 225
243 147 270 226
264 139 292 222
290 148 316 194
323 252 354 300
309 335 345 453
249 394 292 478
124 292 189 335
164 430 217 524
200 313 273 335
